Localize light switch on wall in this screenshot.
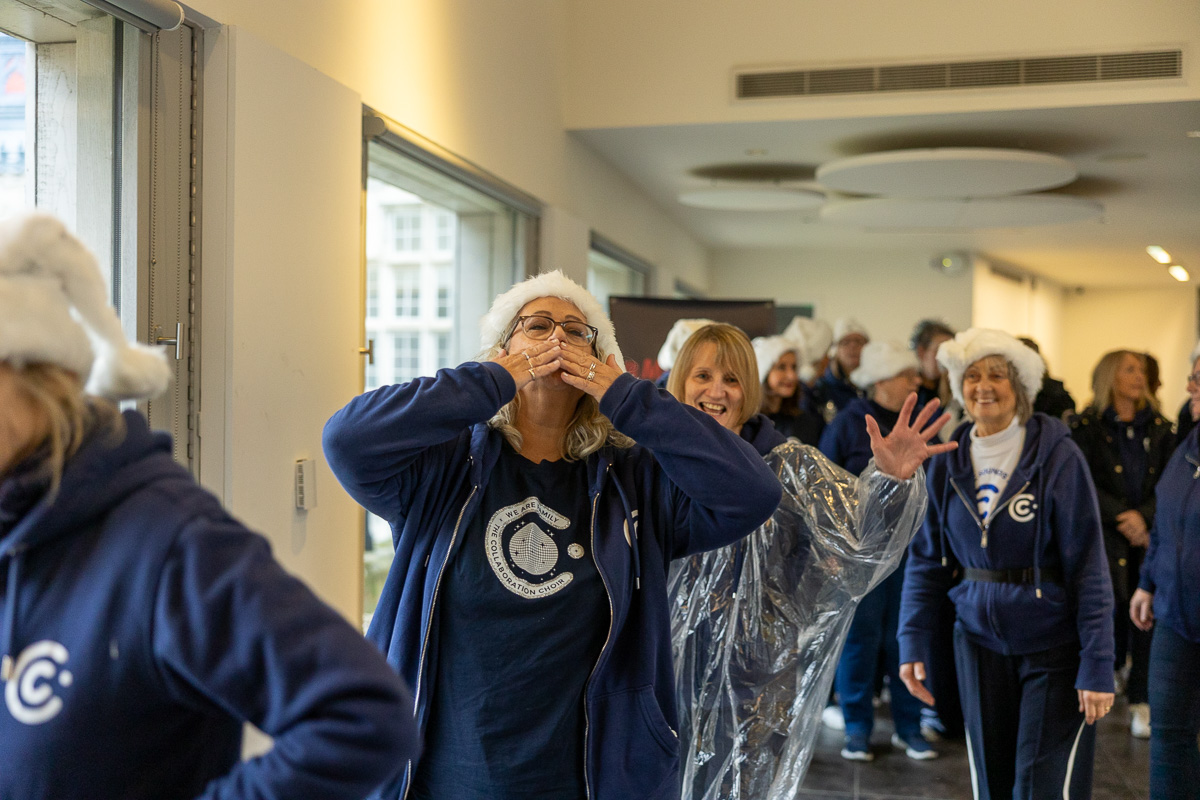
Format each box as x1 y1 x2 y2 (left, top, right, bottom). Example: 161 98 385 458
295 458 317 511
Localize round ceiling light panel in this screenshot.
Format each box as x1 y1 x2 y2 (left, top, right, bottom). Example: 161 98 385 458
816 148 1078 198
819 195 1103 229
677 187 825 211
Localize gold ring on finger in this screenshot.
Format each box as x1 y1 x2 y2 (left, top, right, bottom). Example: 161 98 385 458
523 352 533 366
528 368 536 381
586 369 596 382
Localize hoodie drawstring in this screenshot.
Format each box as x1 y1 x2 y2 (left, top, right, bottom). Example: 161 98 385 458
1 547 24 681
610 477 641 591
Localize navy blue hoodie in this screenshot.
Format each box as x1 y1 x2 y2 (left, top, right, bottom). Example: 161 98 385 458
323 362 782 800
1139 426 1200 643
898 414 1115 692
0 412 418 799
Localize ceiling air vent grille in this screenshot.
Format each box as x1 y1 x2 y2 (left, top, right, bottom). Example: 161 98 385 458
736 49 1182 99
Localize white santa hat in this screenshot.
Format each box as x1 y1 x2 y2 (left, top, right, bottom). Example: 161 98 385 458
656 318 715 371
751 335 801 383
0 213 170 401
781 316 830 380
936 328 1045 406
829 317 870 355
478 270 625 370
1190 339 1200 364
850 340 919 390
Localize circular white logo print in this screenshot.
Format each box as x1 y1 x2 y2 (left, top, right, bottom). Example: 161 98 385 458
5 640 72 725
486 497 574 599
567 544 585 560
1008 493 1037 523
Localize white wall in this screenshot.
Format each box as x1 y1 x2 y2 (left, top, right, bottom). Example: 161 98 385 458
185 0 710 294
709 248 974 345
198 27 365 619
1060 286 1197 415
970 259 1068 373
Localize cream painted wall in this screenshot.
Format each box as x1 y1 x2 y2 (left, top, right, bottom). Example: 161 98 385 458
1060 286 1197 417
970 259 1068 375
184 0 710 293
709 248 974 345
198 27 364 619
565 0 1200 128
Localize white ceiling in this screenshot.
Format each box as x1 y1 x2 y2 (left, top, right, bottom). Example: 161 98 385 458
572 100 1200 289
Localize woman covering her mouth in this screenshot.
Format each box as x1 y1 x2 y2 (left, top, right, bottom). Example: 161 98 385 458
665 323 955 799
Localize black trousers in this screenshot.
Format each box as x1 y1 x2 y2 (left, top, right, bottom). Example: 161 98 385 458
954 625 1097 800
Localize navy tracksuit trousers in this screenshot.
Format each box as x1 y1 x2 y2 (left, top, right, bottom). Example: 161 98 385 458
954 625 1097 800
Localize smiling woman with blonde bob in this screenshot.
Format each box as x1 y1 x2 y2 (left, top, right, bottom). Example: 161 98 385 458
898 328 1115 800
666 323 954 799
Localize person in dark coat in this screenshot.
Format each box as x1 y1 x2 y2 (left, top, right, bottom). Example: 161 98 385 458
0 214 418 800
1018 337 1076 420
1071 350 1174 739
752 334 824 446
810 317 869 422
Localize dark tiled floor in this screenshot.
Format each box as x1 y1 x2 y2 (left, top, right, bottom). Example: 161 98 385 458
797 695 1150 799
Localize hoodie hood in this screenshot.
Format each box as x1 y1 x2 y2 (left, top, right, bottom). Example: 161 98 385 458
0 411 178 558
739 413 788 457
947 412 1068 483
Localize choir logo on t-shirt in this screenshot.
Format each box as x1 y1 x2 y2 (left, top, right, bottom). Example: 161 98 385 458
5 640 72 725
485 496 581 599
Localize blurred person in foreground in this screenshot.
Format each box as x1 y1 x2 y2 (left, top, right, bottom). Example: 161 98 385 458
668 323 955 798
1129 342 1200 800
0 214 418 800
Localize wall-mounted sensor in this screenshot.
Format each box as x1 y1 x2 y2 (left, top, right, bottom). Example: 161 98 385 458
295 458 317 511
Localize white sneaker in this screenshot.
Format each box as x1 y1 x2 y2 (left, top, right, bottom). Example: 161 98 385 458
822 705 846 731
1130 703 1151 739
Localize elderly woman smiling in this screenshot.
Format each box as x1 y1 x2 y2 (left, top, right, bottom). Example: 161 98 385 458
898 329 1114 800
323 272 781 800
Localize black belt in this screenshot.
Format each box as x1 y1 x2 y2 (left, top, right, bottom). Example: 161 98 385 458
962 566 1063 586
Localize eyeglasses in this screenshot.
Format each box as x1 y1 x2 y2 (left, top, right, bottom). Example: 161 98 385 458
1187 372 1200 385
509 315 598 345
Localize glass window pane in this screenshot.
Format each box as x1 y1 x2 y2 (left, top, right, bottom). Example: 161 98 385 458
361 139 533 631
0 33 27 218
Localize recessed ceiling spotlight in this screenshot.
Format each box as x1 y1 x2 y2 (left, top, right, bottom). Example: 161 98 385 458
1168 265 1190 282
1146 245 1172 264
745 148 769 157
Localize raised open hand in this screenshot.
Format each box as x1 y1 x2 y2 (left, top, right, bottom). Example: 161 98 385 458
865 394 958 481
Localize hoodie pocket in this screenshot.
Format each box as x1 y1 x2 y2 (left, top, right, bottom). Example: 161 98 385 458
590 685 680 796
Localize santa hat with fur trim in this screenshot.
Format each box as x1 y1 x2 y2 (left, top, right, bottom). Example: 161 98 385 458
0 213 170 400
479 270 625 370
781 316 829 381
936 327 1045 407
1190 339 1200 364
657 318 715 371
850 341 919 390
830 317 869 354
751 335 801 383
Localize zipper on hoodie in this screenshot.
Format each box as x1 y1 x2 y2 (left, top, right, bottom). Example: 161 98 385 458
402 458 478 800
583 465 614 800
949 477 1030 550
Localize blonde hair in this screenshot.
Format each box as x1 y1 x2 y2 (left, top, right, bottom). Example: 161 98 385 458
8 363 123 497
477 343 633 462
1090 349 1157 413
666 323 761 429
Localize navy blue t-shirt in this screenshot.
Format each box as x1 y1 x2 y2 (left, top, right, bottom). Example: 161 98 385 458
412 440 609 799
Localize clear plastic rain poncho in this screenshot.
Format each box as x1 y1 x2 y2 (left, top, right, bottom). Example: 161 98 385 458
669 440 928 800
